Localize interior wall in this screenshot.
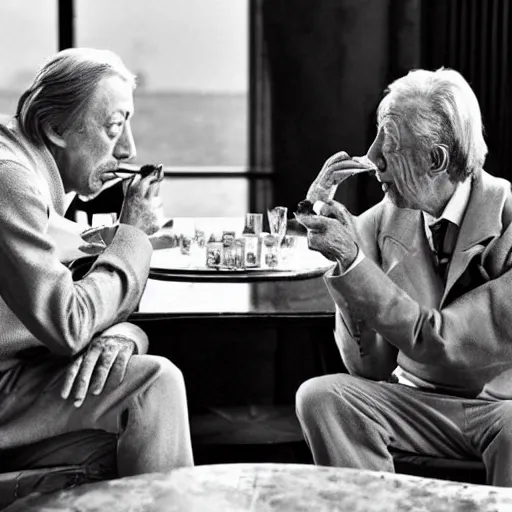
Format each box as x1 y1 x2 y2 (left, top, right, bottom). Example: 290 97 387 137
421 0 512 181
262 0 421 215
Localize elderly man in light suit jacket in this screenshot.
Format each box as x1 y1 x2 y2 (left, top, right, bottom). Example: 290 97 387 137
296 68 512 486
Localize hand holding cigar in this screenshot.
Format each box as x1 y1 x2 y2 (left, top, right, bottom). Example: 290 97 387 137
306 151 377 203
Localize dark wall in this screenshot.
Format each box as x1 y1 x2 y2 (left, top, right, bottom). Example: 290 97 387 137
263 0 421 215
421 0 512 180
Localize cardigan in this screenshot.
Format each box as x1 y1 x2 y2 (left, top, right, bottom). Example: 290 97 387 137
0 119 152 369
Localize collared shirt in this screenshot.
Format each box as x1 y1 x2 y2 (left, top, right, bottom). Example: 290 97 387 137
422 177 472 256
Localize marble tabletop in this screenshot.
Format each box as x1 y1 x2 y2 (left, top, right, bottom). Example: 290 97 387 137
5 462 512 512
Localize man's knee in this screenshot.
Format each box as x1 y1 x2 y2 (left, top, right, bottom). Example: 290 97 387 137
296 373 354 422
125 355 186 402
494 404 512 442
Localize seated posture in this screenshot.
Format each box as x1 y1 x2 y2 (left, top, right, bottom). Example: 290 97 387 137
0 48 193 477
295 68 512 486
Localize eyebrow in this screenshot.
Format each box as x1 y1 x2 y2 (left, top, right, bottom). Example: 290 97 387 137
109 109 133 121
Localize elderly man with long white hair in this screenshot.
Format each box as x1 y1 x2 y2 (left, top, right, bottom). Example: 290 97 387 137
0 48 194 491
296 68 512 486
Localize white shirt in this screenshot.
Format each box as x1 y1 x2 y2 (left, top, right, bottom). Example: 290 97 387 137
422 177 472 255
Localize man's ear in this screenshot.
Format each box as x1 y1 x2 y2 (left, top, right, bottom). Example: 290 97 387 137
42 123 67 149
430 145 449 173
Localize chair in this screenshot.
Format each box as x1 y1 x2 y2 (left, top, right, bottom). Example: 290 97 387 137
0 430 117 510
391 449 486 484
65 180 125 225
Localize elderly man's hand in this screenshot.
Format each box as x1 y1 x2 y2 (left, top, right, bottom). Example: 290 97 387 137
307 151 375 203
296 200 360 271
61 333 135 408
119 165 164 236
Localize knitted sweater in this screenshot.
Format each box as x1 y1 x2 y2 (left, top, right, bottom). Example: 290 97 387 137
0 120 152 369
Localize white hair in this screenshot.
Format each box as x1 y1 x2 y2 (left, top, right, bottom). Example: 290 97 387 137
377 68 487 181
17 48 136 146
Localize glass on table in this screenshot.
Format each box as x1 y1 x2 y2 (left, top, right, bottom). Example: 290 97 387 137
280 235 297 263
267 206 288 243
262 234 280 268
193 221 208 249
179 233 193 256
206 232 223 268
243 213 263 235
221 231 237 269
242 213 263 267
173 221 195 258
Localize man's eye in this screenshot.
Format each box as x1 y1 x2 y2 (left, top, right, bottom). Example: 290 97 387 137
107 122 123 137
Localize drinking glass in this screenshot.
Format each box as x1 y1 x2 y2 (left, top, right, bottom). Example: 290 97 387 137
267 206 288 243
280 234 297 263
244 213 263 235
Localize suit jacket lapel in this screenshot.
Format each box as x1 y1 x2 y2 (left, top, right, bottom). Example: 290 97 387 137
375 170 508 308
442 170 506 304
379 204 443 308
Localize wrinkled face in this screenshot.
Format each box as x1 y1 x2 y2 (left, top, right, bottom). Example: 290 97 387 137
367 96 443 213
58 74 136 196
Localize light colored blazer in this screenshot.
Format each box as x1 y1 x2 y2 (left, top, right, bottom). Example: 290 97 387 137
325 170 512 399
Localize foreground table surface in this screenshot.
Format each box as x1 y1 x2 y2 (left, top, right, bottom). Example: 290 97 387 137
6 463 512 512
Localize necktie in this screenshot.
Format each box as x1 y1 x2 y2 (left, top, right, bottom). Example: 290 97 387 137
430 219 450 279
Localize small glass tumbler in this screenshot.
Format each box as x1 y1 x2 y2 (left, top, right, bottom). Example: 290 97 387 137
233 238 245 269
244 213 263 236
179 234 192 256
221 231 236 269
206 233 223 268
262 234 280 268
267 206 288 244
280 235 296 263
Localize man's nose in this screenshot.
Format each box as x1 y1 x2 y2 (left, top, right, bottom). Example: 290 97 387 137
114 121 137 161
367 132 386 172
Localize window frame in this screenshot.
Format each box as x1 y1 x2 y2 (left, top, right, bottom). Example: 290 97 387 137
58 0 273 213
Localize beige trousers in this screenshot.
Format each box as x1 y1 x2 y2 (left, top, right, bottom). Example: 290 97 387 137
296 373 512 486
0 354 194 476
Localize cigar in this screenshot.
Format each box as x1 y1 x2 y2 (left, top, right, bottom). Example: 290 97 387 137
296 199 329 216
116 163 163 178
352 155 377 175
296 199 316 216
296 155 377 217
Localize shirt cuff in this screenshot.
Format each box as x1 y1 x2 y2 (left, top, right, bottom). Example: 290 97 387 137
313 200 326 215
334 248 366 276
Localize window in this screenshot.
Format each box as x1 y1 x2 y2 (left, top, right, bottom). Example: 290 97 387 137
76 0 250 217
0 0 58 117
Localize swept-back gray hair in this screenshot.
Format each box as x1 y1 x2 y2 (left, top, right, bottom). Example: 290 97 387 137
377 68 487 181
16 48 136 146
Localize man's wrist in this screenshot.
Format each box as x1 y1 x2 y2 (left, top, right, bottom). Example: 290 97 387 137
335 243 359 272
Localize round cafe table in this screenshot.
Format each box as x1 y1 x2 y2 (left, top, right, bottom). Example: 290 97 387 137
5 463 512 512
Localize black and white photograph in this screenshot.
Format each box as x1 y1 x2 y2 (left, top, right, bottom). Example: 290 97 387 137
0 0 512 510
